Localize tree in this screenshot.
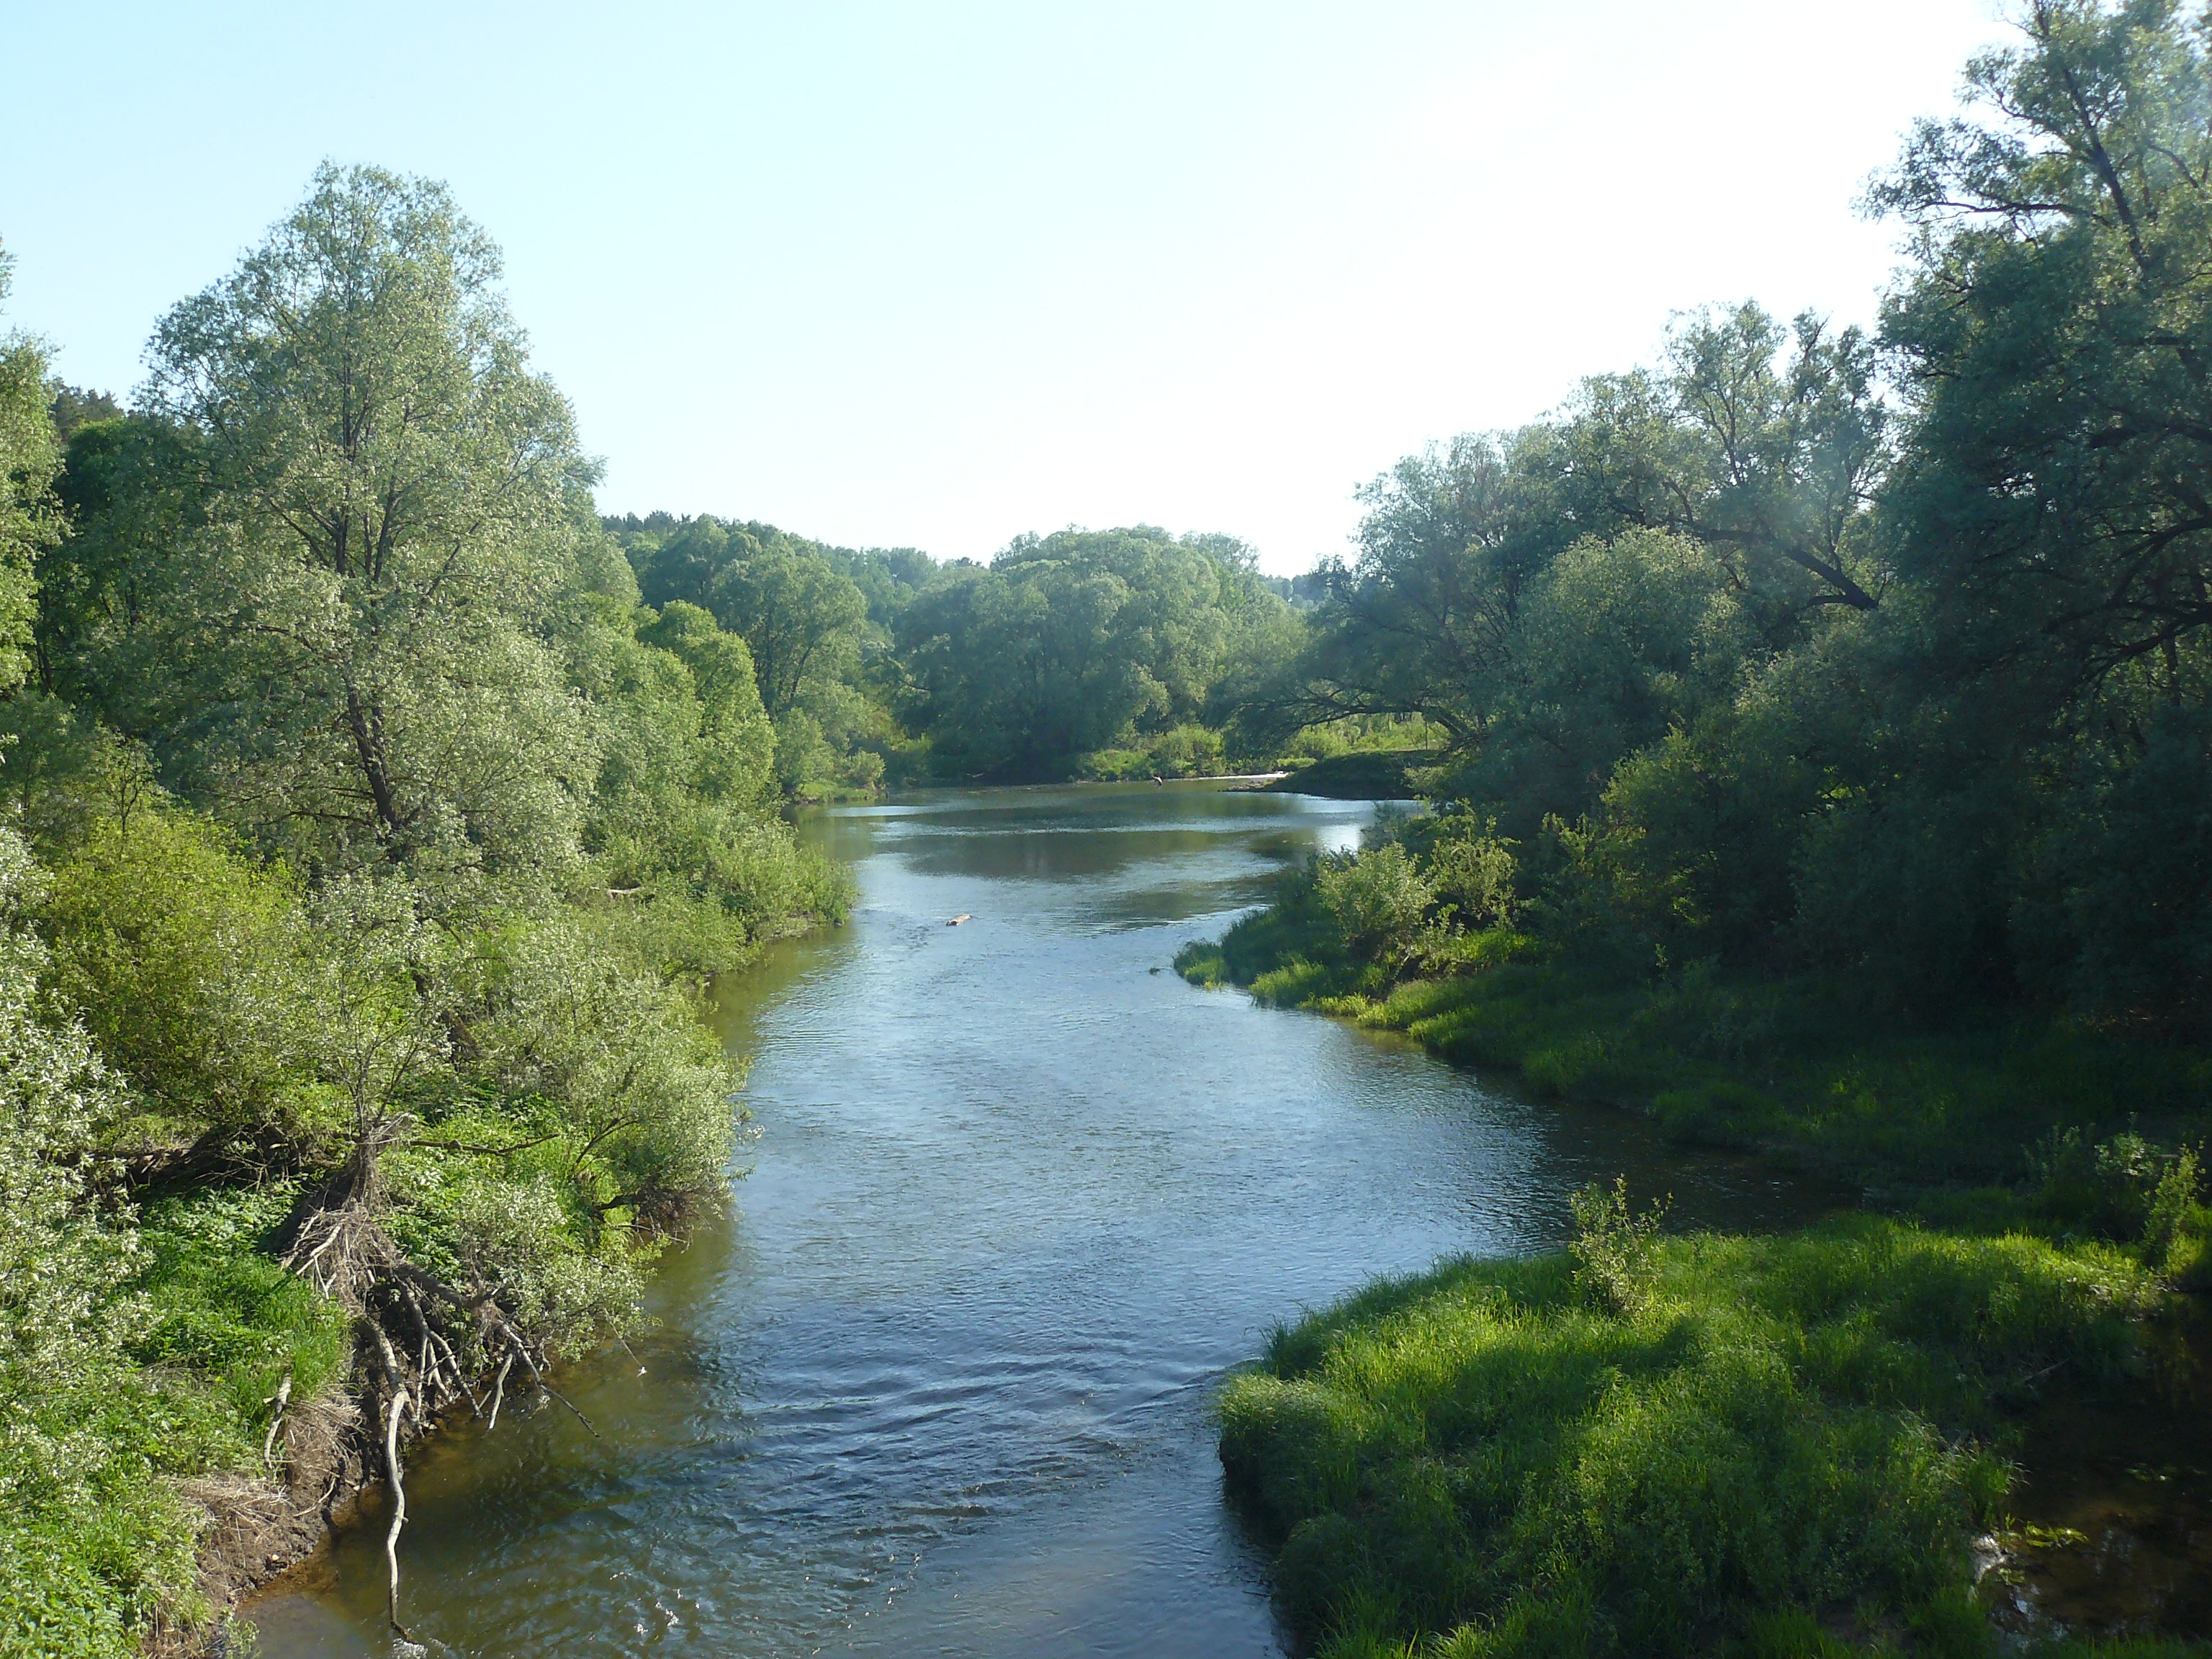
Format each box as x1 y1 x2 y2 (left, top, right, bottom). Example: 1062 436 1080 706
1875 0 2212 710
894 526 1264 776
1290 434 1560 744
46 385 121 444
1550 305 1889 623
1472 528 1757 832
0 241 60 696
58 164 605 876
635 517 868 716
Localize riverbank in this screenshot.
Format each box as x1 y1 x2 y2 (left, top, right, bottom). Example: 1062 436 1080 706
251 782 1786 1657
0 809 850 1658
1222 1218 2188 1659
1259 748 1441 800
1179 908 2212 1653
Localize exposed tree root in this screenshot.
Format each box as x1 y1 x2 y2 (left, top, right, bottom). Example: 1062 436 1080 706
265 1127 580 1641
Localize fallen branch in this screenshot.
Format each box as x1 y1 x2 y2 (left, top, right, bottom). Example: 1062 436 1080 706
261 1374 292 1467
383 1383 413 1635
485 1352 514 1433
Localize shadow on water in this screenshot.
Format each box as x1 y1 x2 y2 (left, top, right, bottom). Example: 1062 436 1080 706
1991 1310 2212 1640
243 782 1854 1658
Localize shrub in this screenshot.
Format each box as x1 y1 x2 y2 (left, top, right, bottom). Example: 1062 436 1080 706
1317 844 1434 963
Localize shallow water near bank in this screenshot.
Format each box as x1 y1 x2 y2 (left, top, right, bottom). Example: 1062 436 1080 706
246 782 1840 1658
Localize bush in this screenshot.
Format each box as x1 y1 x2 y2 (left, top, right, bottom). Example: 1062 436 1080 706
1317 844 1434 963
40 811 323 1152
0 828 211 1654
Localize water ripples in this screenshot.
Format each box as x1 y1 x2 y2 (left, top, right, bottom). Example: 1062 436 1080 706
249 785 1827 1659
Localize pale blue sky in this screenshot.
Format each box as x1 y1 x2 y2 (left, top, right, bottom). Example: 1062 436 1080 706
4 2 2010 573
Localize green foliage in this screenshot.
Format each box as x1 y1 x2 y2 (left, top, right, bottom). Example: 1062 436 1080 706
48 164 603 876
623 516 899 799
2023 704 2212 1027
0 168 851 1641
1220 1217 2157 1658
0 827 268 1657
1872 0 2212 704
1079 722 1228 781
896 526 1294 779
634 517 868 718
131 1185 351 1424
1567 1178 1671 1316
1317 844 1433 963
562 592 847 974
0 241 59 697
40 811 320 1148
1188 871 2212 1205
1225 4 2212 1037
608 512 1307 791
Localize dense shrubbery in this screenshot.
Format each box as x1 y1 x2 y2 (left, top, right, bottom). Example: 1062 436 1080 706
0 168 849 1651
1236 0 2212 1035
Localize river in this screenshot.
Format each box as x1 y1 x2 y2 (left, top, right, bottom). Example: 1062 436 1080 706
245 781 1833 1658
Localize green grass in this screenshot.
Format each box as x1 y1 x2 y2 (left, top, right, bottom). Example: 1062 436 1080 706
1187 888 2212 1657
131 1184 354 1440
1222 1217 2190 1658
0 1184 349 1659
1181 902 2212 1196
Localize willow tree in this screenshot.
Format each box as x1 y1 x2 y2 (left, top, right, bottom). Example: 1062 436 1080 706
66 165 604 875
1871 0 2212 1022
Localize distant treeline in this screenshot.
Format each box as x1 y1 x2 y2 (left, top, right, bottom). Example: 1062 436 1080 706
595 512 1334 788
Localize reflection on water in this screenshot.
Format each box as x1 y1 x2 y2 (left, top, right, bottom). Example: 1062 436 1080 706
246 783 1827 1658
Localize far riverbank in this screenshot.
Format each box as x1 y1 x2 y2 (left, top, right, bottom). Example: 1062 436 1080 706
1179 896 2212 1653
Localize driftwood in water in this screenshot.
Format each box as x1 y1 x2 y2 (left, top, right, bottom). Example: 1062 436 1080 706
382 1382 411 1635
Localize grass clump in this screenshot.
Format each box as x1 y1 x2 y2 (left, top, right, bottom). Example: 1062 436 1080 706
1221 1205 2171 1658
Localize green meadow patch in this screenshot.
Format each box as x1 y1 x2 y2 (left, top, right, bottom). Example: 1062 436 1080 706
1221 1215 2183 1658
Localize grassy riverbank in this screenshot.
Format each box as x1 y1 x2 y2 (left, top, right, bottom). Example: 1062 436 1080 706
1222 1218 2181 1658
1181 921 2212 1206
1181 878 2212 1653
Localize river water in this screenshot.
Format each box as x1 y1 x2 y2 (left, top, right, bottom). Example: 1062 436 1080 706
246 782 1828 1658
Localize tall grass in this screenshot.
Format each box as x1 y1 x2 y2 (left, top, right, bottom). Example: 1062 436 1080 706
1221 1215 2182 1658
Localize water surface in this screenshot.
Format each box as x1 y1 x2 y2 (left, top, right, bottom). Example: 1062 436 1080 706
248 783 1826 1657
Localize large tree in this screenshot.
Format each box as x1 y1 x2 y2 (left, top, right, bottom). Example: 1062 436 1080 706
56 165 606 875
1876 0 2212 711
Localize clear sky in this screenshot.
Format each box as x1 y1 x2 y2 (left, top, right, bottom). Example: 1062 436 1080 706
4 1 2010 575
